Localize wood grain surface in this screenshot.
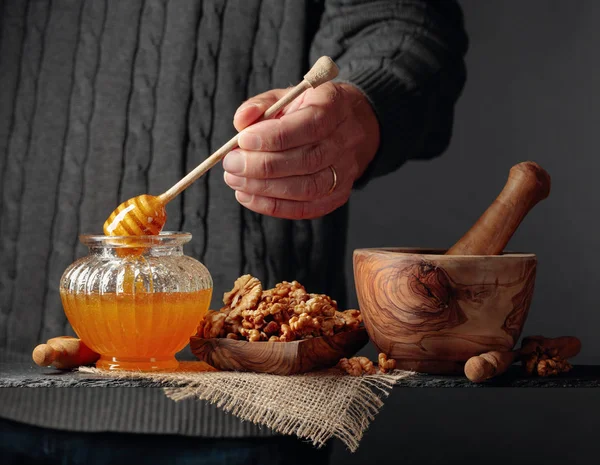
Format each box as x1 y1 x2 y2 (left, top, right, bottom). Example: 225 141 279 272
190 328 368 375
353 248 537 374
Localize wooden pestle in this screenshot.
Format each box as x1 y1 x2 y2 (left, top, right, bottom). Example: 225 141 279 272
465 336 581 383
103 56 339 236
446 161 551 256
32 336 99 370
464 351 519 383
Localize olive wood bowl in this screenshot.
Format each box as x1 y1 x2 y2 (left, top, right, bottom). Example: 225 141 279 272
353 248 537 374
190 328 368 375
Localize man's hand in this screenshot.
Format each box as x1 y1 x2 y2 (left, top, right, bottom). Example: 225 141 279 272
223 82 380 220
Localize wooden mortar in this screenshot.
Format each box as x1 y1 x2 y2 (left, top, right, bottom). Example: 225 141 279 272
353 162 551 374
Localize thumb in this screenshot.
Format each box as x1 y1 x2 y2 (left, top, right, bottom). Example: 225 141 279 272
233 88 289 132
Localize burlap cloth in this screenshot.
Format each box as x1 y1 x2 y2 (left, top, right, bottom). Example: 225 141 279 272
79 362 413 452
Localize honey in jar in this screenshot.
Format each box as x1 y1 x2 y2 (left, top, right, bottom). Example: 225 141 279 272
60 232 212 371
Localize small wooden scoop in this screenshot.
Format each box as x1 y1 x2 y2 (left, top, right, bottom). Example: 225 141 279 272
32 336 99 370
446 161 551 255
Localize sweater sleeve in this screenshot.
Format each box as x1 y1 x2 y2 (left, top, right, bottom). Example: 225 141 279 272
309 0 469 187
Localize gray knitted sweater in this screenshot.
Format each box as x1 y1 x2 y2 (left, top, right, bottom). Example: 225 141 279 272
0 0 467 436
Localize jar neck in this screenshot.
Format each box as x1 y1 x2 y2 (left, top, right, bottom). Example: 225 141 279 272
89 246 184 258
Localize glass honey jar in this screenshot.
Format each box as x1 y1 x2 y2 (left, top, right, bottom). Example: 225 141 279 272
59 232 212 371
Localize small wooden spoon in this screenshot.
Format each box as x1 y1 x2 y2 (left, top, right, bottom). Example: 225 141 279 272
104 56 340 236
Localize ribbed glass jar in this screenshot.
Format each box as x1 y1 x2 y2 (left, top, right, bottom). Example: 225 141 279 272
60 232 212 371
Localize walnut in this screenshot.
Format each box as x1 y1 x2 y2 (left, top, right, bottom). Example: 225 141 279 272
338 358 362 376
202 276 362 342
521 345 573 377
331 312 347 333
268 335 280 342
196 319 206 338
226 333 240 340
279 324 296 342
224 321 243 334
338 357 376 376
378 353 396 373
223 275 262 311
320 317 336 337
240 328 261 342
246 313 266 330
263 321 280 335
225 307 242 323
201 312 226 338
266 281 306 301
294 295 336 317
339 309 362 331
243 300 290 320
290 287 309 305
289 313 321 336
357 356 376 375
537 356 572 376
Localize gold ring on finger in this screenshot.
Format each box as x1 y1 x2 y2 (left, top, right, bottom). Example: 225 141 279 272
327 165 338 196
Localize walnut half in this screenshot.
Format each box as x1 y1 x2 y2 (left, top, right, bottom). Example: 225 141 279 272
338 356 376 376
223 275 262 312
378 353 396 373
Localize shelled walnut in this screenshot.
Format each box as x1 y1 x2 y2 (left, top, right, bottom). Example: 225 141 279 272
195 275 363 342
338 357 376 376
337 353 396 376
521 346 573 377
378 353 396 373
519 336 580 377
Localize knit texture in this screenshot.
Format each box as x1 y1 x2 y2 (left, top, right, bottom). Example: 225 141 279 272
0 0 467 436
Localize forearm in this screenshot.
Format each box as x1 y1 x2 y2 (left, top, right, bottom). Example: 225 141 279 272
310 0 469 186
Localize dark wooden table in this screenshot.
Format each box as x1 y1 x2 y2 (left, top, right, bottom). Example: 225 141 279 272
2 361 600 465
2 362 600 387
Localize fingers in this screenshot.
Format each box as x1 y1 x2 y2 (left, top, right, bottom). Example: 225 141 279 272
223 135 342 180
233 89 289 131
224 166 339 201
238 83 344 152
234 188 349 220
226 82 357 220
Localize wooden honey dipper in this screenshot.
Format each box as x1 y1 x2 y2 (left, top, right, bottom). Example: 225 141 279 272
103 56 339 236
32 336 99 370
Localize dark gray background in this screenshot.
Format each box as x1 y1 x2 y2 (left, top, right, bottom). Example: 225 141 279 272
332 1 600 463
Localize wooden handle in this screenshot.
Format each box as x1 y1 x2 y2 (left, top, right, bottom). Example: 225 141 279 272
32 336 99 370
446 161 551 255
158 56 339 205
464 350 518 383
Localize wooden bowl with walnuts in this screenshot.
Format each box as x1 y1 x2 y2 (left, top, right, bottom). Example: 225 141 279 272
190 275 369 375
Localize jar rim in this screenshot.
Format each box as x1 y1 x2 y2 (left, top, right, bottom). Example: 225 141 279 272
79 231 192 248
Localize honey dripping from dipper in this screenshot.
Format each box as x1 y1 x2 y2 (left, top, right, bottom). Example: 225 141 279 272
103 194 166 236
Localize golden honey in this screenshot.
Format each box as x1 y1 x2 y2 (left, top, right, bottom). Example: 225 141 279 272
61 288 211 371
103 194 166 236
59 232 213 371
